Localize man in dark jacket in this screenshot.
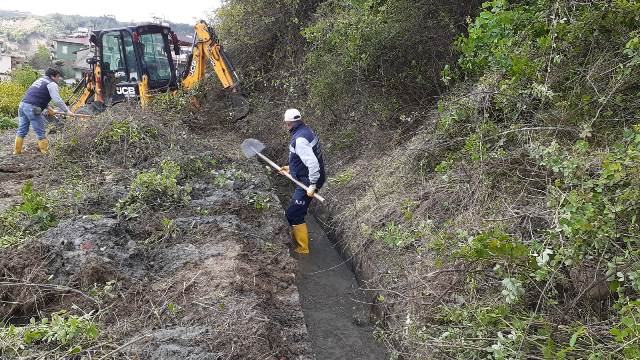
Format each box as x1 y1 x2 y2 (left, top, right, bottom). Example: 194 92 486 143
13 67 72 155
280 108 326 254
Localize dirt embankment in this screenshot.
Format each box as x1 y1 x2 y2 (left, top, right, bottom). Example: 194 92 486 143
0 106 313 359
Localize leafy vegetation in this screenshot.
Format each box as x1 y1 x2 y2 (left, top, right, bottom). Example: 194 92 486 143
302 0 473 112
28 45 52 70
116 160 191 219
0 115 17 130
215 0 640 357
248 192 272 210
0 181 57 248
390 1 640 358
0 311 99 356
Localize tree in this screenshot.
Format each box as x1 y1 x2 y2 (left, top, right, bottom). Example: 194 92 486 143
29 45 51 70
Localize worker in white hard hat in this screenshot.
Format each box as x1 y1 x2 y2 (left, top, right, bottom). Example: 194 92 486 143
279 108 326 254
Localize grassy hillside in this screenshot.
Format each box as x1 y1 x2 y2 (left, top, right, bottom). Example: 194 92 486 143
216 0 640 358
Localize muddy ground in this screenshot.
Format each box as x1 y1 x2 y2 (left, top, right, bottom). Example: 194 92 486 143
0 110 315 359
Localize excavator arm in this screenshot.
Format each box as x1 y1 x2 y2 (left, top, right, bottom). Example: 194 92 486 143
181 21 249 119
182 21 239 89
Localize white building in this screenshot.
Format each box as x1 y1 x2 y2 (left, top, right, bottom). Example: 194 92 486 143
0 55 11 81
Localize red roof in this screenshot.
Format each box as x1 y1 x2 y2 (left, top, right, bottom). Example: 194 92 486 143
174 35 192 46
55 37 90 46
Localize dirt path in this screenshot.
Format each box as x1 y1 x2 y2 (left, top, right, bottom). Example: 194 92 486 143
295 215 387 360
0 131 38 212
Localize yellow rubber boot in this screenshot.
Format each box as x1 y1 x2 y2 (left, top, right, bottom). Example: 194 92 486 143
37 139 49 154
292 223 310 254
13 136 24 155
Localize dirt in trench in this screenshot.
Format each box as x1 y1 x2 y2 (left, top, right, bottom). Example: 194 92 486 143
295 215 387 360
274 177 387 360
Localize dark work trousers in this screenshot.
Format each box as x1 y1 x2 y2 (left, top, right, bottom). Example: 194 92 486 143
286 187 313 226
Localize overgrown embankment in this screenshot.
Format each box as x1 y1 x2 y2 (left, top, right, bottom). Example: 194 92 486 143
0 103 312 359
217 0 640 358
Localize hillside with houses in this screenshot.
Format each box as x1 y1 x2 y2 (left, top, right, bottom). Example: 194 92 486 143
0 10 192 82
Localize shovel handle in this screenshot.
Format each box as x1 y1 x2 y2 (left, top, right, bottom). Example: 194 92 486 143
253 151 326 203
53 111 94 119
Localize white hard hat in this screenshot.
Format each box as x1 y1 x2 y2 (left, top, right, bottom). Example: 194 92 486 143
283 108 302 122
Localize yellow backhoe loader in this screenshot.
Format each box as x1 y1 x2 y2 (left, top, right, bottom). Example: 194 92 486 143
66 20 249 119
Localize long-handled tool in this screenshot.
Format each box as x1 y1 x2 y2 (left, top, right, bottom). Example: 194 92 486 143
241 138 326 202
52 111 94 119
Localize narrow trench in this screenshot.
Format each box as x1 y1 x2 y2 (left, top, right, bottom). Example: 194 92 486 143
275 182 387 360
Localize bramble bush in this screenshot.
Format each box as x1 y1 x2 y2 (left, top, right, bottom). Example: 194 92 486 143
412 0 640 358
302 0 480 113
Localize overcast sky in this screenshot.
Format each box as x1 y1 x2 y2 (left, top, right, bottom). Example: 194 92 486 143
1 0 222 24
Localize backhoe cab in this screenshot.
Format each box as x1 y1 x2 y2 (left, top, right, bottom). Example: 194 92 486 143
69 21 248 119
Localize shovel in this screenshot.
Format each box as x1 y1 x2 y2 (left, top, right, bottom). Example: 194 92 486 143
241 138 326 202
52 111 94 119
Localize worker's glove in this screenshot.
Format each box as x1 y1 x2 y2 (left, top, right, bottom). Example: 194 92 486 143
306 184 317 198
46 108 56 117
278 165 289 175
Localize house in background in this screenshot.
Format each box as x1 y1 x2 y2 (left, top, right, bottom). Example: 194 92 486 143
53 36 90 78
0 55 11 81
175 34 193 76
72 48 92 80
0 54 26 81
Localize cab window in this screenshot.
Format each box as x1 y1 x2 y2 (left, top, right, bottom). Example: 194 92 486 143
102 31 140 82
102 31 125 78
140 33 171 82
122 33 139 81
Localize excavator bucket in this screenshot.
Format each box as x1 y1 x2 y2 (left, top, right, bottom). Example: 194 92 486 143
231 93 250 120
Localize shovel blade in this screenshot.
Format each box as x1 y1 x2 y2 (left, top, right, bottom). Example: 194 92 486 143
241 138 265 158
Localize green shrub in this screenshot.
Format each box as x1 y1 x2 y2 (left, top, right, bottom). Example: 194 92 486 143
303 0 475 111
116 160 191 218
0 81 26 118
0 181 57 248
11 66 40 87
214 0 310 90
0 311 99 355
453 229 529 262
96 119 144 147
0 115 17 130
16 181 57 229
408 2 640 358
